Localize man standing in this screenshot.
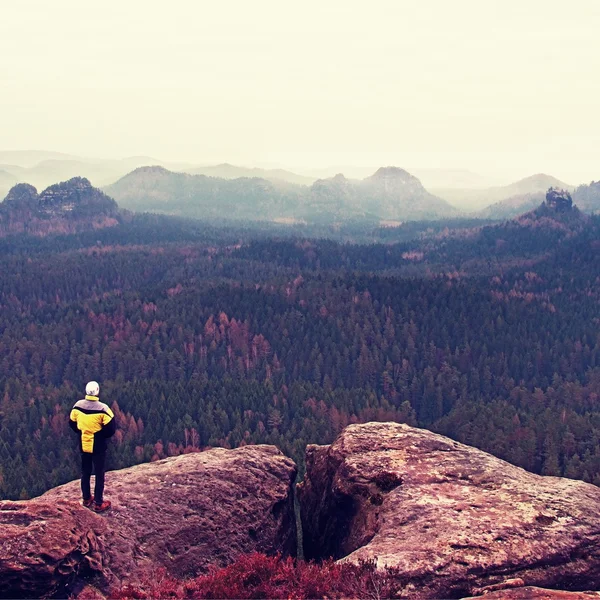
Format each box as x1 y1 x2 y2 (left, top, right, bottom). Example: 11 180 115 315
69 381 116 512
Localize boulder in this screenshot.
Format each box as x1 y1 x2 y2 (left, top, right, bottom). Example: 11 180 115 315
0 499 106 598
1 445 297 597
298 422 600 599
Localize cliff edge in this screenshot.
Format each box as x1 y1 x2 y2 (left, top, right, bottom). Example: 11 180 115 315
0 445 297 598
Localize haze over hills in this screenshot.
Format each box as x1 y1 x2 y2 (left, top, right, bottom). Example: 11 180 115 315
0 168 18 200
2 150 598 220
572 180 600 214
104 166 304 222
300 166 501 191
305 167 458 221
104 165 457 223
0 156 196 191
0 152 316 190
436 173 574 215
0 150 80 167
187 164 315 186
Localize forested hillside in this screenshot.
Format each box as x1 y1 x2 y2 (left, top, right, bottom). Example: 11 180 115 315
104 165 456 223
1 207 600 500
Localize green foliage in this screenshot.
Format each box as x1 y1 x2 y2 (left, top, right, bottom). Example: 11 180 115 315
1 215 600 499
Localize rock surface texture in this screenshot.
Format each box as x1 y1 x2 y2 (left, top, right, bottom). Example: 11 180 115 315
298 422 600 599
0 445 297 598
0 500 106 598
462 587 600 599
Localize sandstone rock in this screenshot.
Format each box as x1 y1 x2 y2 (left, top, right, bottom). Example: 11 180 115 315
0 178 120 237
1 445 297 597
462 586 600 599
298 422 600 599
0 499 106 598
472 577 525 594
37 177 118 217
2 182 38 210
545 187 573 212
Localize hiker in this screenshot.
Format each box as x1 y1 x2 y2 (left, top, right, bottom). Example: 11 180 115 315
69 381 116 512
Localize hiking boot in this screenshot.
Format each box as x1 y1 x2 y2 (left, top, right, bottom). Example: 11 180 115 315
94 500 111 513
82 496 94 508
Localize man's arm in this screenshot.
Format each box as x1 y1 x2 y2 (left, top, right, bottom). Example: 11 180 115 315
101 408 116 438
69 409 79 433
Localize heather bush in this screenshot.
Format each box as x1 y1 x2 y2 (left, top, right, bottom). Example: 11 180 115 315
114 552 401 599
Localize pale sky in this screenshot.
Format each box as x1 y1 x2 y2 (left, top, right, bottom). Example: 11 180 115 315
2 0 600 183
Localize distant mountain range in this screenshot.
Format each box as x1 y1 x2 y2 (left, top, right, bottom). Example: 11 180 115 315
186 164 315 186
473 174 572 218
431 174 572 213
1 150 598 222
472 177 600 220
1 154 502 194
104 165 458 223
572 181 600 214
0 156 188 193
0 173 596 250
295 167 499 189
0 154 320 194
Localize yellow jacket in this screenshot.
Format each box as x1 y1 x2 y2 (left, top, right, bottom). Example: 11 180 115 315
69 395 116 453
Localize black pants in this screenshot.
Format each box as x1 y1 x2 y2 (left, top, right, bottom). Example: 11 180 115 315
81 452 106 504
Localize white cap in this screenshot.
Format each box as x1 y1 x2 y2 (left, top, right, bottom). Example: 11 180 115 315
86 381 100 396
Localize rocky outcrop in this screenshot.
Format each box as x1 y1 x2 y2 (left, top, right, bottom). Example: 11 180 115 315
298 422 600 599
2 182 39 212
0 445 297 598
477 174 574 219
0 177 120 237
0 500 106 599
37 177 118 218
545 188 573 212
462 587 600 599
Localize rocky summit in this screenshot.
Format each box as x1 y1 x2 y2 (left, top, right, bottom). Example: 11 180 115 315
0 445 297 598
545 187 574 212
0 177 120 236
36 176 118 218
298 422 600 599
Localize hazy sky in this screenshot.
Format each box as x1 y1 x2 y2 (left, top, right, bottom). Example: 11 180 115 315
2 0 600 182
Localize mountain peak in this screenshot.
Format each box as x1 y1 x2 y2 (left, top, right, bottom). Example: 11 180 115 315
38 177 118 216
40 176 93 194
129 165 174 177
1 178 120 236
369 166 415 181
519 173 570 187
3 182 38 207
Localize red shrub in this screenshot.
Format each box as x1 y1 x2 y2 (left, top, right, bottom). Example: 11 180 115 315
113 553 401 600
